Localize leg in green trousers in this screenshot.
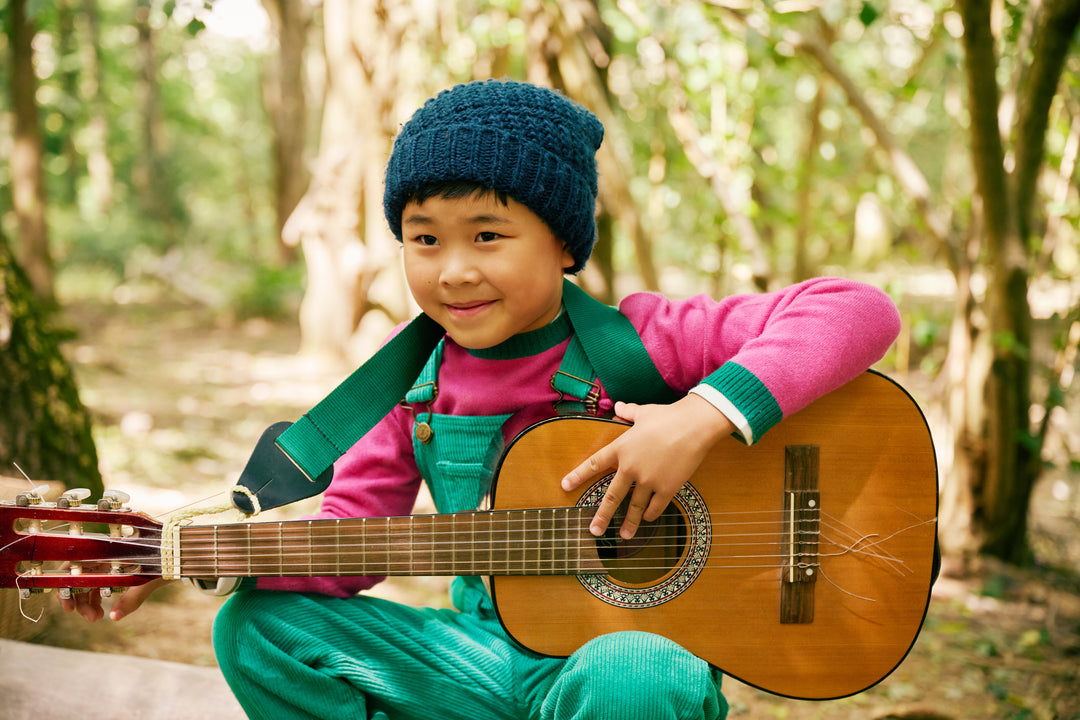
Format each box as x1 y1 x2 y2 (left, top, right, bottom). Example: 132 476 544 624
213 589 728 720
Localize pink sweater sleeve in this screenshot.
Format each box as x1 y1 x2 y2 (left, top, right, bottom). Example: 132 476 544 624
620 277 900 442
255 407 422 597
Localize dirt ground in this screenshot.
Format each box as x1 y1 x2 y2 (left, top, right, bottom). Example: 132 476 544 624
6 284 1080 719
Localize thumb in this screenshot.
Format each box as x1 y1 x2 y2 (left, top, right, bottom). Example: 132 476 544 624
109 579 171 621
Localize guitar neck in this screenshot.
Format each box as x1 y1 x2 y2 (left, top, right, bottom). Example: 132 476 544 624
177 508 606 578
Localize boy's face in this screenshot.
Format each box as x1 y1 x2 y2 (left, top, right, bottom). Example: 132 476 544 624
401 192 575 349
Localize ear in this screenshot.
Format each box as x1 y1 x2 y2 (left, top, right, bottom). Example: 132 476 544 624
560 245 575 270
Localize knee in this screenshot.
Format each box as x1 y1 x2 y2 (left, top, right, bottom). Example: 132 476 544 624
212 590 294 677
544 632 721 720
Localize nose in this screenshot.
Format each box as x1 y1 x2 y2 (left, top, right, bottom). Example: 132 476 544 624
439 245 482 286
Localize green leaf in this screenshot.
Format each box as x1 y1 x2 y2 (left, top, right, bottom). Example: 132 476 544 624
858 1 879 26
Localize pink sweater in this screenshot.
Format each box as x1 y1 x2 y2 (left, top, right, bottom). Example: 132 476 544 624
260 277 900 596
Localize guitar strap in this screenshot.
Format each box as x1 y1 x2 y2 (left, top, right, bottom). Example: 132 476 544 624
232 280 676 513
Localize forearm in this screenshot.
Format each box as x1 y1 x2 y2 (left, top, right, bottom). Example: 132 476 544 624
625 277 901 443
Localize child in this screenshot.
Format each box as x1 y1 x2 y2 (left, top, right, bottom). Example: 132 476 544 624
80 79 901 719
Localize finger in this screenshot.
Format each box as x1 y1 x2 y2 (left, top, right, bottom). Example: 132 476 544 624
613 401 639 422
618 483 654 540
562 443 618 492
110 579 168 621
642 492 671 523
75 591 105 623
58 593 77 614
589 473 633 537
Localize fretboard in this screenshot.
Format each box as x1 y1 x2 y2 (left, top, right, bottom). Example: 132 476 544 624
177 508 607 578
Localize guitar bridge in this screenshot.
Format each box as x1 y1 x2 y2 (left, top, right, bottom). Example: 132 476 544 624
781 445 819 624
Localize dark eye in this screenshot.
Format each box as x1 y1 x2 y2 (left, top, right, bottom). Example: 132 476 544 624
476 232 501 243
413 235 438 246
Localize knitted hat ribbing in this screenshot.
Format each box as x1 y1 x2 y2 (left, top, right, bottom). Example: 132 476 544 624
384 80 604 273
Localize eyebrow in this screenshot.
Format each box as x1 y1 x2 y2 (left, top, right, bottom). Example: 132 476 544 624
402 213 513 226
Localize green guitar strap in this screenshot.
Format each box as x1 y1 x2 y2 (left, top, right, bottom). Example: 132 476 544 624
274 279 676 483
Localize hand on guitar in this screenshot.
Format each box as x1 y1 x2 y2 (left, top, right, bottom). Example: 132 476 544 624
58 574 173 623
562 393 735 540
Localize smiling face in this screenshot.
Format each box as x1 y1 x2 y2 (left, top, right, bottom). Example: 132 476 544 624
401 192 575 350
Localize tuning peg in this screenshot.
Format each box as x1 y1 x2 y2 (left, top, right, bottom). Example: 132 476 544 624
15 485 50 506
97 489 132 511
58 488 92 508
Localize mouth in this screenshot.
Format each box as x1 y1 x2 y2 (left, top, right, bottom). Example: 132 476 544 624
445 299 496 318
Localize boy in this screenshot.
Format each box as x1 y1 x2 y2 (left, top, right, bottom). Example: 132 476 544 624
74 79 900 719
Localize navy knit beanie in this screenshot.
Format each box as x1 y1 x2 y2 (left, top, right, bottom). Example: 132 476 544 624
384 79 604 274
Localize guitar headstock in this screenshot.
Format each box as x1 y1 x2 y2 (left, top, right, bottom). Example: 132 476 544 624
0 488 163 597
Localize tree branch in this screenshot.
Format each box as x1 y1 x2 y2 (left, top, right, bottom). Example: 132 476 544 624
1010 0 1080 249
783 25 952 247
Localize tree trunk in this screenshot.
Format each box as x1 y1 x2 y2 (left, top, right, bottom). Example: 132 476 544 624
80 0 115 216
133 0 177 239
261 0 311 265
953 0 1080 564
0 232 103 497
285 0 412 358
7 0 54 304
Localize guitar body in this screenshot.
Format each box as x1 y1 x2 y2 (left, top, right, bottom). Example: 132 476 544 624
489 371 938 700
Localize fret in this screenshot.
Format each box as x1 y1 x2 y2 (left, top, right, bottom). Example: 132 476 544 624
535 511 542 573
562 507 570 573
361 517 367 575
547 508 555 573
417 515 437 575
246 524 252 576
384 517 392 574
276 523 283 576
451 514 457 575
471 513 477 574
335 518 341 576
213 525 220 578
574 509 583 573
507 512 524 575
307 520 314 577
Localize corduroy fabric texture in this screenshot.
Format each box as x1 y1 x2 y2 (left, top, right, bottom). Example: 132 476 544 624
213 587 728 720
383 79 604 273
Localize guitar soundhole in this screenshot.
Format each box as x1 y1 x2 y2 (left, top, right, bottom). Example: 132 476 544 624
596 498 687 585
577 476 711 609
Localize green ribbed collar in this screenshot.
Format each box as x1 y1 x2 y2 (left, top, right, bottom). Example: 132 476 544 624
466 310 572 359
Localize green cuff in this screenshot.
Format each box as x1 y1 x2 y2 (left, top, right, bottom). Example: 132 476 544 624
701 362 783 443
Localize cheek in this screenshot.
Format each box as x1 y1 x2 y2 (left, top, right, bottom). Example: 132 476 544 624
403 261 435 302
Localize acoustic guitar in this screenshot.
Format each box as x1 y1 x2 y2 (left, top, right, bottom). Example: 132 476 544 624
1 371 938 700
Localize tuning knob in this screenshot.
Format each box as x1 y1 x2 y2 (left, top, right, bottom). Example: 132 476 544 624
58 488 92 508
15 485 50 506
98 489 132 511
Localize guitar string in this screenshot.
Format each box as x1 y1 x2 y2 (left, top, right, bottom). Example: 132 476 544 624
4 511 927 567
6 519 931 578
3 513 906 553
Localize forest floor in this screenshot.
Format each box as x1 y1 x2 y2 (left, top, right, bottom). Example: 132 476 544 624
6 280 1080 719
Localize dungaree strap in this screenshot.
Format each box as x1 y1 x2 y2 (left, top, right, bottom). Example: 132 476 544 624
559 280 677 406
550 335 599 413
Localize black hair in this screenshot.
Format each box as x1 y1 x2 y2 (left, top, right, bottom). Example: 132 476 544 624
405 180 510 207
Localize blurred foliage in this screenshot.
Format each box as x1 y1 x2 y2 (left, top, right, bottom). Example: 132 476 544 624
1 0 1076 303
1 0 275 302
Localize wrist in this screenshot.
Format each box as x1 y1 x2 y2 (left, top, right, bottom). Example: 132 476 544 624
687 385 747 442
680 392 737 446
